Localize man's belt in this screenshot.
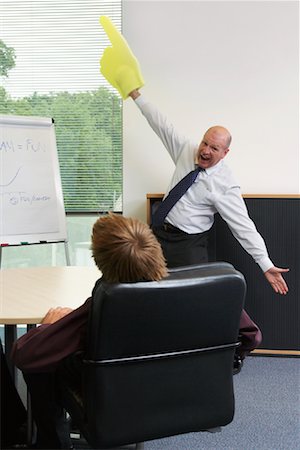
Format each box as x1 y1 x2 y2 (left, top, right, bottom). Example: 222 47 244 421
162 222 186 234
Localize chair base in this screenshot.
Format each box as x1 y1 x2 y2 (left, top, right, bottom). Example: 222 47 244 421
71 431 144 450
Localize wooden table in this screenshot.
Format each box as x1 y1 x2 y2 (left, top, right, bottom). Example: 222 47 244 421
0 266 101 373
0 265 101 444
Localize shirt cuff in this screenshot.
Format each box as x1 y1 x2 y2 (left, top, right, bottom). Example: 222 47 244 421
257 257 274 273
134 95 147 108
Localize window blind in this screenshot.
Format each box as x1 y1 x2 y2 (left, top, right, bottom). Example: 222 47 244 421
0 0 122 212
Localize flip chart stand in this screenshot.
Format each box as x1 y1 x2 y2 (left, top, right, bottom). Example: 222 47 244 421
0 240 71 269
0 114 70 268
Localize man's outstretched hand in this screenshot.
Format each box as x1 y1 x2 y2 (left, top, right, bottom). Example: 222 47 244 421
99 16 144 99
264 266 289 295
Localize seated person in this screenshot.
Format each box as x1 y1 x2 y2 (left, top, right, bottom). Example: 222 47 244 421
11 213 260 449
11 213 168 449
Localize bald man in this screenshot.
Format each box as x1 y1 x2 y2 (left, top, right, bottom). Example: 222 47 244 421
129 89 289 367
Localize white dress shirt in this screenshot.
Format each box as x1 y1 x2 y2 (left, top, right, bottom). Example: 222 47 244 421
135 95 273 273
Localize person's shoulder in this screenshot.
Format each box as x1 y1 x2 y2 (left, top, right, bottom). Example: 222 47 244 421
221 161 235 177
213 161 240 189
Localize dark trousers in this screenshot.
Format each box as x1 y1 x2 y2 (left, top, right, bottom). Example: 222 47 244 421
22 354 83 449
152 225 262 358
153 225 210 268
1 340 27 448
23 372 72 449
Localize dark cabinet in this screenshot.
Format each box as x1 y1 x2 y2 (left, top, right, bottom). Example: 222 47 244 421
147 194 300 354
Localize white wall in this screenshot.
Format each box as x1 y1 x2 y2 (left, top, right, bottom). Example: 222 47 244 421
123 1 299 222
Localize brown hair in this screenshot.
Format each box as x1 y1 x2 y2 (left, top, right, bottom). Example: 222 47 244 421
91 213 168 283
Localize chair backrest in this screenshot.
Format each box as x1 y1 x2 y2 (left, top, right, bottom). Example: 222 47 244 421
76 263 245 448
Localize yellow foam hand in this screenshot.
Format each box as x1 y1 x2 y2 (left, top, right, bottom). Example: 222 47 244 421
99 16 145 100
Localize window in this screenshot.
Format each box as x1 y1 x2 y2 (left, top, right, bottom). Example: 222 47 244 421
0 0 122 213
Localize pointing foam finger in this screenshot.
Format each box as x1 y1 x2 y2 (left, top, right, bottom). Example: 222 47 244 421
100 16 126 49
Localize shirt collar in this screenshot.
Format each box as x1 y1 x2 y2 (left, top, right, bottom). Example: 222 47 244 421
195 159 224 176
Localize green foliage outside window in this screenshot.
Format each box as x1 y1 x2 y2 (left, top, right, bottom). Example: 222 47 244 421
0 75 122 213
0 40 16 77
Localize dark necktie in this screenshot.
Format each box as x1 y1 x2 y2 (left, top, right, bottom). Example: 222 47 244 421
152 167 203 227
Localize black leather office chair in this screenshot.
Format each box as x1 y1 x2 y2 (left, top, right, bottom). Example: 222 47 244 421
58 262 246 449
